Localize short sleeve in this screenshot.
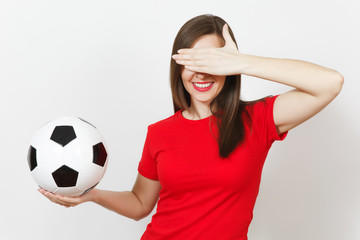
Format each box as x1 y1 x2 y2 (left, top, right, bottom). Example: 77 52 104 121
250 94 288 145
137 125 159 180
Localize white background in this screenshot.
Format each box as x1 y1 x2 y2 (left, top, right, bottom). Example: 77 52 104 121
0 0 359 239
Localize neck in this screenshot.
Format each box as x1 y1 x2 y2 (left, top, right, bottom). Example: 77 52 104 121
185 101 213 120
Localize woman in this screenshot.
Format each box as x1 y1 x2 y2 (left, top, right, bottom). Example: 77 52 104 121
39 14 344 239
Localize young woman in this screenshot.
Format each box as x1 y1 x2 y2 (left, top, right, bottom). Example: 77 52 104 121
39 14 344 239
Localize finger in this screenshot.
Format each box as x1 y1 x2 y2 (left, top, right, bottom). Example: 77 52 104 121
38 188 46 194
177 48 193 54
172 54 192 61
54 194 81 205
175 59 204 67
172 53 203 61
184 65 209 74
42 191 68 205
52 196 77 207
177 48 209 54
43 192 66 205
222 24 237 49
39 188 80 206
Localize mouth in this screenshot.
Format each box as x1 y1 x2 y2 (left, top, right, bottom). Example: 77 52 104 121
192 82 214 92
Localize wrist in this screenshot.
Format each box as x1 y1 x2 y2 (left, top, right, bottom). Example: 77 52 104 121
85 188 100 203
235 53 254 75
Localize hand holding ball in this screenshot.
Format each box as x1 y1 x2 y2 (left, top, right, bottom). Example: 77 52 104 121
28 116 108 197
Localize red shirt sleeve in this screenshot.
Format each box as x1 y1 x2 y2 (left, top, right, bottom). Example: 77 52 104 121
138 125 159 180
249 94 288 145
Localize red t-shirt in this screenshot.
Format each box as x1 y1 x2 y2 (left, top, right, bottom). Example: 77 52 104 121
138 95 288 240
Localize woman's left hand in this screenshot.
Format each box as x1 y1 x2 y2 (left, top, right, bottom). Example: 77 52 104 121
38 188 95 208
172 24 244 76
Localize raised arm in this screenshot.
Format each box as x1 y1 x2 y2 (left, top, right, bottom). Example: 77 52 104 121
172 24 344 134
39 173 161 221
238 54 343 134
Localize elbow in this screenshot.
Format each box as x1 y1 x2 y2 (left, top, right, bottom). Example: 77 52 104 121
132 211 151 221
130 206 153 221
334 72 344 94
132 216 143 221
133 217 145 222
326 71 344 98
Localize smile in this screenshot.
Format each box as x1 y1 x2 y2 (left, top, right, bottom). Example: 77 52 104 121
192 82 214 92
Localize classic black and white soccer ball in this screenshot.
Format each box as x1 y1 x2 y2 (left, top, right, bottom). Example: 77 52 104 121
27 116 108 197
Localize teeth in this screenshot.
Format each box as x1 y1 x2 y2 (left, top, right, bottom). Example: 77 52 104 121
193 82 213 88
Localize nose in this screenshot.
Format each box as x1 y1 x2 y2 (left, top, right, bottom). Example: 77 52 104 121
195 72 210 80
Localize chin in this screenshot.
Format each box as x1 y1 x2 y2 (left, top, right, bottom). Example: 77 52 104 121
192 96 215 104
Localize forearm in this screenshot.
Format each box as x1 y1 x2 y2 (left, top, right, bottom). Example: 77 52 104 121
91 189 147 221
238 54 344 97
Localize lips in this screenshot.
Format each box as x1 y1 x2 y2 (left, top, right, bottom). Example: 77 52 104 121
192 82 214 92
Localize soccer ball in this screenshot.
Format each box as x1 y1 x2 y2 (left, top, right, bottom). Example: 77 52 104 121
27 116 108 197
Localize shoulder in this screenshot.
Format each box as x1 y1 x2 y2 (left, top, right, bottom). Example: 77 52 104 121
147 110 181 133
240 95 279 128
244 95 279 116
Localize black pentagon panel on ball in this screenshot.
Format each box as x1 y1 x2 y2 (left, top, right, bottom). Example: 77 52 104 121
27 146 37 171
50 125 77 147
93 142 107 167
52 165 79 187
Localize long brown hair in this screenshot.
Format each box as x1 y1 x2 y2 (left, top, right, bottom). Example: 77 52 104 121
170 14 261 158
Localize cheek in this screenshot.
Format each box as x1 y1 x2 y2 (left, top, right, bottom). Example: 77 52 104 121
216 77 226 89
181 69 194 93
181 68 194 82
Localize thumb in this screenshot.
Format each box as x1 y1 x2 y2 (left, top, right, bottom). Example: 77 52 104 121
222 24 237 49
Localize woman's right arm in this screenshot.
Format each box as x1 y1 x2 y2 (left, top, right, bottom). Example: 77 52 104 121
39 173 161 221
